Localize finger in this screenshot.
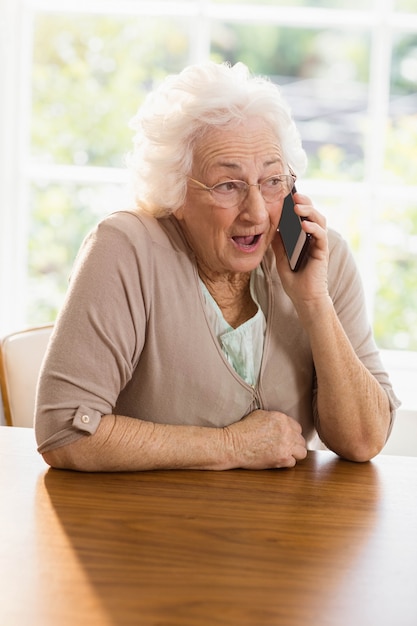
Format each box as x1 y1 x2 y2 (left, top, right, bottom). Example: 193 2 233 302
294 444 308 461
276 456 297 469
296 204 327 230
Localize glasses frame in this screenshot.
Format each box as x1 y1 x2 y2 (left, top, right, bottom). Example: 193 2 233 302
187 172 297 208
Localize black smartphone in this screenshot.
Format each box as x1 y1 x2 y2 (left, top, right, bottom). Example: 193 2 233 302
278 185 311 271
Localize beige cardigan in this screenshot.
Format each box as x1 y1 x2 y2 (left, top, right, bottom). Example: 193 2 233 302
35 211 399 453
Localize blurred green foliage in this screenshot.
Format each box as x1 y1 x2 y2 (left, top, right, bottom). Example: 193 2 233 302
31 14 190 166
28 182 122 322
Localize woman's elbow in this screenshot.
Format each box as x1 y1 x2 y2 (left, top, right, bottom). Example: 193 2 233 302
334 432 387 463
41 440 92 472
41 448 71 470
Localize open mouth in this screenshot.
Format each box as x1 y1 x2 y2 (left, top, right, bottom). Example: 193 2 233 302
231 233 262 250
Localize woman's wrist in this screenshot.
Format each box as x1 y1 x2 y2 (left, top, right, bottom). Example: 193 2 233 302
294 293 334 330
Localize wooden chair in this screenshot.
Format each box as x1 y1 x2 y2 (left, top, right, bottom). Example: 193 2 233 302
0 324 53 427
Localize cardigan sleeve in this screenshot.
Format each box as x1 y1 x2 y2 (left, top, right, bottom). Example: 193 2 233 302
35 212 150 453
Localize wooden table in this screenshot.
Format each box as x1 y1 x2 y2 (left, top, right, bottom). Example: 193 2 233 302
1 427 416 626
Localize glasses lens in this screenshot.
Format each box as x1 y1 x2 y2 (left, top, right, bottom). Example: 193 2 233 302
211 181 246 208
261 175 293 201
209 175 294 208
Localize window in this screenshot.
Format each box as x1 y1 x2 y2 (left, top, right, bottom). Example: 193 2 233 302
1 0 416 410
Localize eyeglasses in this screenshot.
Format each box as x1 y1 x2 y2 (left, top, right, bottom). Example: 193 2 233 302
187 173 296 209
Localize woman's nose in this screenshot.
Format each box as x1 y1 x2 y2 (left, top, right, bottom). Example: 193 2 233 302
239 186 270 223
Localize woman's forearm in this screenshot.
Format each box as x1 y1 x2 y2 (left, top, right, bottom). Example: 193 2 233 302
42 414 231 472
298 296 391 462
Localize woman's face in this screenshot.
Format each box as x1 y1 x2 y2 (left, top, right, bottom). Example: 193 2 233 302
175 118 288 277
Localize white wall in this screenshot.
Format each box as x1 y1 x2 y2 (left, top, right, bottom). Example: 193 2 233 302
381 410 417 457
380 350 417 457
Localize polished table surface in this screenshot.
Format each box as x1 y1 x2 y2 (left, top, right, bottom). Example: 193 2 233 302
1 426 416 626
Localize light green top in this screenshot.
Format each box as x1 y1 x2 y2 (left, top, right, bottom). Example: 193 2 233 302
199 269 266 386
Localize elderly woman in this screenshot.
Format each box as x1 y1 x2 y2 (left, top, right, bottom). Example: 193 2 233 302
35 61 399 471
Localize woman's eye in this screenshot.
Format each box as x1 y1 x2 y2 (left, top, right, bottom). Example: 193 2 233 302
265 177 281 187
216 181 238 193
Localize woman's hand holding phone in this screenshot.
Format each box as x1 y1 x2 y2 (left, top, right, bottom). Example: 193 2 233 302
272 191 330 315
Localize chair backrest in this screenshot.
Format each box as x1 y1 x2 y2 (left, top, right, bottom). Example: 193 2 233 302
0 324 53 427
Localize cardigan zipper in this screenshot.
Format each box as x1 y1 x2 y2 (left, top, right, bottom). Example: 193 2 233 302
251 384 263 411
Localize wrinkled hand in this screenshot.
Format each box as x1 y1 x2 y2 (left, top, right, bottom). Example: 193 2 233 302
272 192 329 312
223 409 307 469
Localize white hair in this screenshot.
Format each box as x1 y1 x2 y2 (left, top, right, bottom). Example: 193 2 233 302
127 61 307 218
